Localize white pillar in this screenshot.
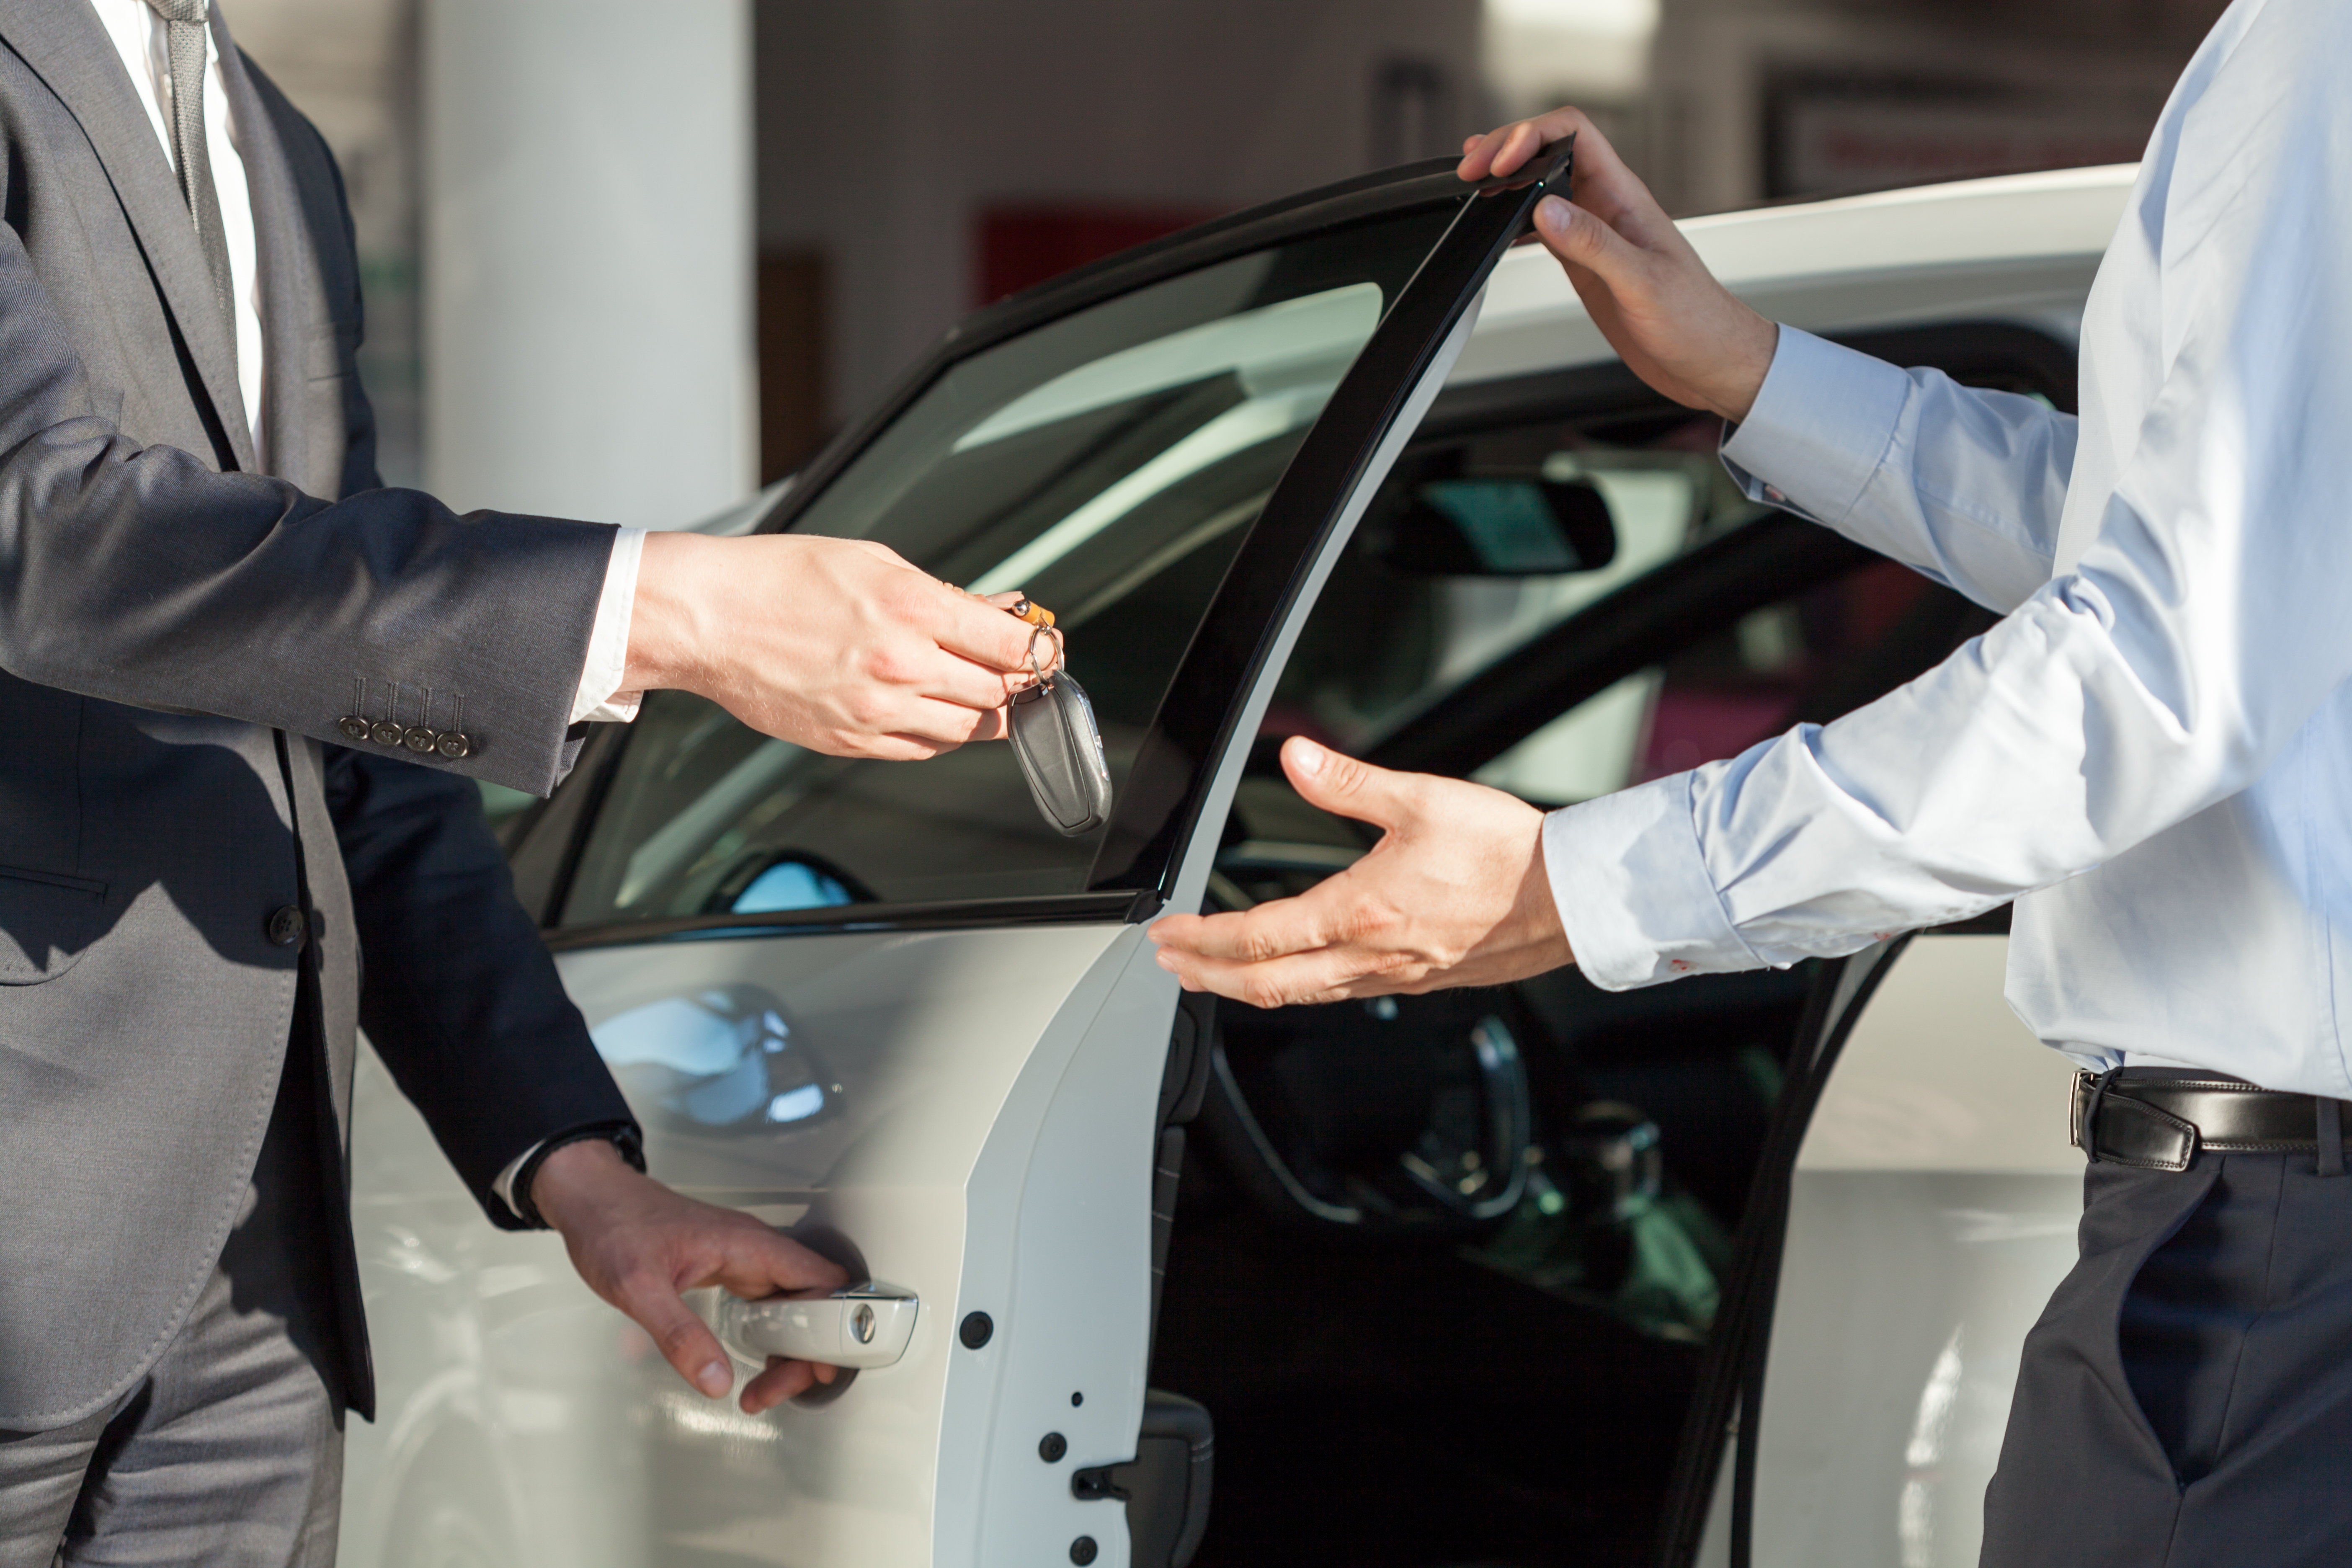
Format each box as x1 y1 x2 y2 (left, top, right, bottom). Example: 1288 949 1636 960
421 0 754 528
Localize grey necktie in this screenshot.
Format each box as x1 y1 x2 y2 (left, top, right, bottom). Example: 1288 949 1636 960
142 0 237 365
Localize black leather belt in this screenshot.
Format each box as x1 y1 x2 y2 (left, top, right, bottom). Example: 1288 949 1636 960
2071 1070 2350 1175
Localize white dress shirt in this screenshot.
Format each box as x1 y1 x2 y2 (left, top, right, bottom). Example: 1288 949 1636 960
89 0 642 725
1544 0 2352 1098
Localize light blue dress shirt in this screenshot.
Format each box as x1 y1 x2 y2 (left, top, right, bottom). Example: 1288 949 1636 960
1542 0 2352 1097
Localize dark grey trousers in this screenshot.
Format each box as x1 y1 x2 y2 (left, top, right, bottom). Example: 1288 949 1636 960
0 1042 346 1568
1981 1133 2352 1566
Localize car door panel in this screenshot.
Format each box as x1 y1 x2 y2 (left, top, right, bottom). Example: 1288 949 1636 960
341 920 1127 1566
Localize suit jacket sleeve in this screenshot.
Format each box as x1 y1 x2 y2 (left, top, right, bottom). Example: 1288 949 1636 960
326 744 638 1230
0 213 614 797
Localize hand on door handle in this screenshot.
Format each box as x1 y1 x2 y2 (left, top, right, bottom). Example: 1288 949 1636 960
717 1282 920 1371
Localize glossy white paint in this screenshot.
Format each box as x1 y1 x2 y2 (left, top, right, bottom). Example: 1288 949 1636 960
1749 937 2084 1568
340 921 1129 1567
1801 935 2080 1176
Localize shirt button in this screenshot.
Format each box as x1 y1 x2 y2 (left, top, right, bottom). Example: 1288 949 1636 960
266 905 307 949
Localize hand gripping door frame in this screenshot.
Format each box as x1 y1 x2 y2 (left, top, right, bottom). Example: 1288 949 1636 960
1087 136 1579 903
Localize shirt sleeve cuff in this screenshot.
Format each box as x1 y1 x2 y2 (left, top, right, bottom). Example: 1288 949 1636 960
1542 772 1765 991
1720 326 1914 527
490 1140 545 1223
568 526 647 724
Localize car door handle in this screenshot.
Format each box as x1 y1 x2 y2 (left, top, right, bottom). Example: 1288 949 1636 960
716 1282 919 1370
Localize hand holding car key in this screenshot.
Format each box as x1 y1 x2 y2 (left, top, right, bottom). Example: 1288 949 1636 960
965 588 1113 836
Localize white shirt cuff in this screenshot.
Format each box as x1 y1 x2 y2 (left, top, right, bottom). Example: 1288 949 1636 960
569 526 647 724
1542 772 1766 991
1719 326 1914 526
491 1139 545 1222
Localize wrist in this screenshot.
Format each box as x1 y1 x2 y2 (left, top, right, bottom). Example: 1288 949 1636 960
528 1136 639 1236
622 531 714 695
1712 314 1779 425
1512 815 1575 972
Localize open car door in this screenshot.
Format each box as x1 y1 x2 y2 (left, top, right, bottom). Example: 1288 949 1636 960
337 144 1574 1568
1127 307 2092 1565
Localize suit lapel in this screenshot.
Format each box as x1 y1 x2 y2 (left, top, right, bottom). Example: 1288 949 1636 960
212 9 321 487
0 0 255 470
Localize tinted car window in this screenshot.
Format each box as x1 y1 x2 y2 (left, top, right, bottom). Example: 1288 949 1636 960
559 209 1455 928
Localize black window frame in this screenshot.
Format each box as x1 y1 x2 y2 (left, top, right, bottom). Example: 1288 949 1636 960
523 147 1580 949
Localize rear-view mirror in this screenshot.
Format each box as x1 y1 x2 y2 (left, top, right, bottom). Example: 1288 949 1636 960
1364 474 1616 576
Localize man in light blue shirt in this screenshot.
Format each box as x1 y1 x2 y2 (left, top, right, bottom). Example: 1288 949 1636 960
1153 0 2352 1558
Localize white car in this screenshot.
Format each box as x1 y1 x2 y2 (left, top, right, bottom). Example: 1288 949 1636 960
338 153 2133 1568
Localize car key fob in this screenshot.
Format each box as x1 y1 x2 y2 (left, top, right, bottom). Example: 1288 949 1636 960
1009 671 1112 836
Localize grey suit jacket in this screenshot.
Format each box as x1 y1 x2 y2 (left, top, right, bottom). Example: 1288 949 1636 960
0 1 637 1428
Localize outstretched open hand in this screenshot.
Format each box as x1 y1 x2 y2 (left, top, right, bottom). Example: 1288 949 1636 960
1149 738 1574 1009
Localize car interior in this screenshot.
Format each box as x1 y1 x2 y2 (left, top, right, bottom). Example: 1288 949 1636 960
1145 327 2068 1568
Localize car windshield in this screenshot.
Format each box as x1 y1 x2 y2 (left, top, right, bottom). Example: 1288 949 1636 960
559 206 1457 928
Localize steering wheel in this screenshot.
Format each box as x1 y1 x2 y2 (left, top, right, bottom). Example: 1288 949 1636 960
1194 801 1540 1234
1196 978 1535 1236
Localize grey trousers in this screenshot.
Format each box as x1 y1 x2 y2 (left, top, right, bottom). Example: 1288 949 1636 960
0 1043 346 1568
1981 1135 2352 1566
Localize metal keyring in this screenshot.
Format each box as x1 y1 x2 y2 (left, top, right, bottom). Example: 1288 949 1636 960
1026 625 1065 688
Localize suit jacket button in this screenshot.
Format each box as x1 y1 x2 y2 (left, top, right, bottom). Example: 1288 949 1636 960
266 905 307 948
436 732 472 760
369 720 403 746
403 727 439 754
338 716 371 742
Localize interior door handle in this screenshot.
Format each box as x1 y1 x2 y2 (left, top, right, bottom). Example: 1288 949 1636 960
716 1281 919 1369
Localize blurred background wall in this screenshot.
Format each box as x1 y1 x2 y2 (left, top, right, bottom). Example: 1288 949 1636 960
226 0 2228 521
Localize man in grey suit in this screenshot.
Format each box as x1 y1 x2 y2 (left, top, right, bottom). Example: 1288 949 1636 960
0 2 1037 1561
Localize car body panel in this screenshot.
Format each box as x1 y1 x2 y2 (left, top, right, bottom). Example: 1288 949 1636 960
1732 936 2083 1567
1797 934 2079 1177
340 919 1127 1566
